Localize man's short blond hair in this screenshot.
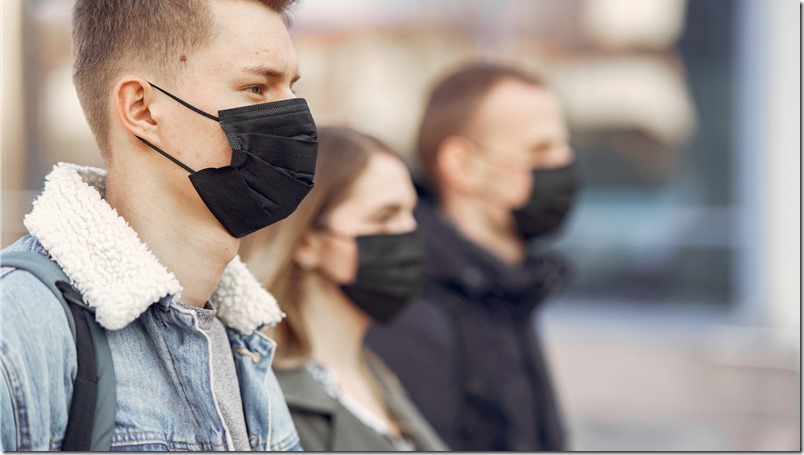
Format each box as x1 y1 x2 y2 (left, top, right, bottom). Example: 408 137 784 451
71 0 297 156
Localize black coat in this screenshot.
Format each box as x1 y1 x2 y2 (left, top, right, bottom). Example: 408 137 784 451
366 188 569 451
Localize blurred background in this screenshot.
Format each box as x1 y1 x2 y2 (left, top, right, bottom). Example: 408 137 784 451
1 0 800 450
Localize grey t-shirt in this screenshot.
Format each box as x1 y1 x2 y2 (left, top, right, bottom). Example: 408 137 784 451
176 301 250 451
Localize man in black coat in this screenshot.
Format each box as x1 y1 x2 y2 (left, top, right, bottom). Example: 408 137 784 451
366 61 580 451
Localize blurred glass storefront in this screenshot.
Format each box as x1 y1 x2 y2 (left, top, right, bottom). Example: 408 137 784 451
1 0 799 450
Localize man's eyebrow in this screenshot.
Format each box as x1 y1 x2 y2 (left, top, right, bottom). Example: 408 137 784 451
240 64 301 83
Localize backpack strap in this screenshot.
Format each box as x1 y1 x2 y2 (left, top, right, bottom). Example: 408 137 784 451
0 251 116 451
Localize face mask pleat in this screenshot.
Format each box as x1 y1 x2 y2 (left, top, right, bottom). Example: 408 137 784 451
222 116 317 140
233 131 318 144
351 271 425 293
188 166 273 238
241 152 312 212
230 134 317 182
217 97 312 119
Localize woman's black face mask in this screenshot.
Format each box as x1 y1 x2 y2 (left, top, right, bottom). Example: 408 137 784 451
137 82 318 238
319 227 427 324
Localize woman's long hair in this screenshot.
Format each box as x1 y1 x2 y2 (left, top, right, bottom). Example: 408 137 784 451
240 126 398 366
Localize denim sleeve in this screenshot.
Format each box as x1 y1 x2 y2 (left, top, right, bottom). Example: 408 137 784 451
0 269 76 450
1 340 17 451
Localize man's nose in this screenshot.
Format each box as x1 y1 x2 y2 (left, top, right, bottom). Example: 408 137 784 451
276 87 297 102
541 145 575 168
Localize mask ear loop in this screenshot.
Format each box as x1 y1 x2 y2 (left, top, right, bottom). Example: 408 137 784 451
148 82 220 121
137 81 222 174
136 137 196 174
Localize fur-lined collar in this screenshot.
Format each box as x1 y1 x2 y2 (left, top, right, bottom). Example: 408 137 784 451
23 163 284 334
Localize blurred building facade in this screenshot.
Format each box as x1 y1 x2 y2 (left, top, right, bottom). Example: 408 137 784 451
1 0 800 450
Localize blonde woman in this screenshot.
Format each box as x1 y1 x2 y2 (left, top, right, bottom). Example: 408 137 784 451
240 126 447 451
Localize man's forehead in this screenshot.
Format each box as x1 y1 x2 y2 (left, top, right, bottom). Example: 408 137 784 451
207 0 291 46
486 81 554 112
482 84 562 125
202 1 298 76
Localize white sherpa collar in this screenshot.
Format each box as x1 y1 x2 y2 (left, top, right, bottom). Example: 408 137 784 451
23 162 284 334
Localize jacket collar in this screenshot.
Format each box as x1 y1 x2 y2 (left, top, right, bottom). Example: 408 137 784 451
414 181 568 312
23 162 284 334
275 366 338 414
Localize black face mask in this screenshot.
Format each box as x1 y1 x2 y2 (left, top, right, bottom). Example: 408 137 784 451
323 229 427 324
512 161 580 240
137 83 318 238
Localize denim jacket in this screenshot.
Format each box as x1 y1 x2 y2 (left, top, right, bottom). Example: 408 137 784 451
0 163 301 451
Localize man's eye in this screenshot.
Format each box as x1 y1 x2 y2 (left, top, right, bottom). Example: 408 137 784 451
245 86 263 95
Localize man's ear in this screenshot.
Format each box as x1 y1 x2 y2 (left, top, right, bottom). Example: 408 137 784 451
293 228 324 271
113 77 160 143
436 135 482 196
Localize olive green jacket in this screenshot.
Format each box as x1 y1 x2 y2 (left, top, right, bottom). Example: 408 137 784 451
275 350 448 451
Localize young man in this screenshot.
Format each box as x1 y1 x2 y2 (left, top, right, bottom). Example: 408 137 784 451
1 0 317 450
367 62 580 451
